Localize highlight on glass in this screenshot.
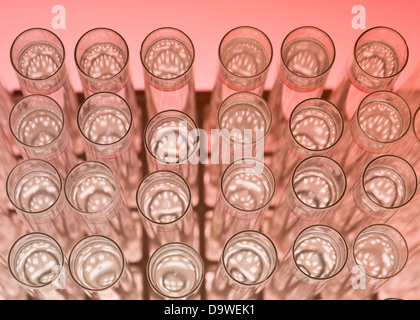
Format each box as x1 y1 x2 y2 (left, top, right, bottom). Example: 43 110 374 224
68 235 138 300
147 242 204 300
140 27 196 117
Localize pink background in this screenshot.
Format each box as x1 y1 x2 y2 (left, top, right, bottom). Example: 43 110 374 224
0 0 418 92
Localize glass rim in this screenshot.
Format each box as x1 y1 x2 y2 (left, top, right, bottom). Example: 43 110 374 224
9 94 66 149
413 106 420 142
220 158 276 213
8 232 65 289
292 224 348 281
291 155 347 210
353 26 409 80
68 234 126 292
352 223 408 280
218 25 273 79
146 242 204 299
355 90 411 145
280 26 336 79
216 91 272 143
140 26 195 81
10 27 66 81
64 160 118 215
221 230 278 287
144 109 199 164
77 91 133 147
74 27 130 81
288 98 344 152
6 159 63 215
136 170 192 226
361 155 417 210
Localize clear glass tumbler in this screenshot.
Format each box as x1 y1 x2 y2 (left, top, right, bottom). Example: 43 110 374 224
6 159 83 253
269 26 335 124
332 26 409 121
207 159 275 261
331 91 411 186
325 224 408 300
78 92 143 207
205 26 273 134
147 242 204 300
205 92 271 207
8 232 84 300
10 28 82 156
271 98 344 196
264 225 347 300
136 170 196 252
69 235 139 300
140 27 196 118
9 94 78 177
208 230 277 300
75 27 142 155
144 109 200 204
266 156 347 257
64 161 142 263
324 155 417 242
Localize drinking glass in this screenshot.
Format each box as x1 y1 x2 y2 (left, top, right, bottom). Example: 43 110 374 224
69 235 139 300
136 170 196 252
140 27 196 118
208 230 277 300
64 161 142 263
9 94 78 177
331 27 408 120
266 156 347 257
264 225 347 300
207 159 275 261
6 160 83 253
8 232 84 300
78 92 143 207
10 28 82 156
147 242 204 300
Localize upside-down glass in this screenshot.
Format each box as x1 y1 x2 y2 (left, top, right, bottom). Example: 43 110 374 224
331 91 411 186
75 27 142 155
266 156 347 257
147 242 204 300
64 161 141 263
323 155 417 242
325 224 408 300
10 95 78 177
6 160 83 253
205 26 273 134
205 92 271 207
265 225 347 300
206 159 275 261
8 232 83 300
69 235 139 300
144 109 200 204
78 92 142 207
208 230 277 300
268 26 335 146
10 28 82 156
140 27 196 118
136 170 196 252
331 26 409 121
271 98 344 194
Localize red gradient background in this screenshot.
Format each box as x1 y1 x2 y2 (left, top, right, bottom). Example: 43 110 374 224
0 0 418 93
